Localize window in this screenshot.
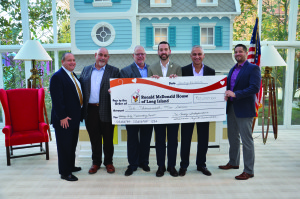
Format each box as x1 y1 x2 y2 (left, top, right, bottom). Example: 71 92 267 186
192 23 222 49
91 22 116 46
150 0 172 7
196 0 218 6
93 0 112 7
201 27 214 46
146 24 176 49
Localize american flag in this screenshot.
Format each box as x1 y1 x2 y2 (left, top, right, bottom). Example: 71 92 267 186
247 17 262 117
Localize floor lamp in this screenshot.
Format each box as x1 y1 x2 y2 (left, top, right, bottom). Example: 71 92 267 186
260 44 287 144
13 40 53 141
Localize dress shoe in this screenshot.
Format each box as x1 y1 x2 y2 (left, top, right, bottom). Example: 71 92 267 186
156 166 166 177
106 164 115 174
72 167 82 172
178 168 187 177
167 167 178 177
139 165 150 172
197 166 212 176
125 167 137 176
218 163 239 170
61 174 78 181
88 165 100 174
235 172 254 180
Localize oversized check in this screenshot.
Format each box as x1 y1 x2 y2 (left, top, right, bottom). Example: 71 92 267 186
110 76 227 125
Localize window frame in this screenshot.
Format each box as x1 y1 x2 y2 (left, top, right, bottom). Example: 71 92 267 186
152 23 170 50
196 0 218 7
150 0 172 8
199 23 216 49
93 0 113 7
91 22 116 46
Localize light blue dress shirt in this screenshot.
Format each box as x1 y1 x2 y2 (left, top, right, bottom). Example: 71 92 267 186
89 64 106 103
135 62 148 78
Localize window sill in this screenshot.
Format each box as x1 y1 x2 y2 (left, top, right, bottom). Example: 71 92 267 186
93 1 112 7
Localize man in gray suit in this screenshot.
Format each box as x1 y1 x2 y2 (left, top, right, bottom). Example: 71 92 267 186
120 45 153 176
79 47 119 175
148 41 182 177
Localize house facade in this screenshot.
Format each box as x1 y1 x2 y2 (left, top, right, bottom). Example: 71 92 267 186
70 0 241 148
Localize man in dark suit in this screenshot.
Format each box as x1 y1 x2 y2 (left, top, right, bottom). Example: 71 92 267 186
79 47 119 174
148 41 182 177
219 44 261 180
120 45 153 176
179 46 215 177
50 52 82 181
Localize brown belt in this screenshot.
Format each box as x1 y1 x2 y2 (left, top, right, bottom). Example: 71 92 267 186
88 103 99 106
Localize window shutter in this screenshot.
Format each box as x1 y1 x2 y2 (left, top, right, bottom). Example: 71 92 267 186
84 0 93 3
215 26 223 46
111 0 121 2
192 26 200 46
168 26 176 47
146 27 153 47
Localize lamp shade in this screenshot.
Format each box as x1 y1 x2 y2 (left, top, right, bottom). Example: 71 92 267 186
260 44 287 67
14 40 52 61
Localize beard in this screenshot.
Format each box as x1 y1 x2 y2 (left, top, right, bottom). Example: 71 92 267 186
159 54 169 60
98 60 106 67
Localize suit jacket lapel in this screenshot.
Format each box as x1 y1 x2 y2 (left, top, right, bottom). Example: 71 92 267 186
234 61 248 89
61 68 79 99
100 64 110 89
131 63 142 78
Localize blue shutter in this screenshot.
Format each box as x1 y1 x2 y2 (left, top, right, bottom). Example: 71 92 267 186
215 26 223 46
168 26 176 47
84 0 93 3
146 27 153 47
111 0 121 2
192 26 200 46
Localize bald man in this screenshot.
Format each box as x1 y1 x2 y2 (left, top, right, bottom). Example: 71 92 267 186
80 48 119 175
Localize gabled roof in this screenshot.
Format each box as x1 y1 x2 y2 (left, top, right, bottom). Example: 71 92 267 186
138 0 239 17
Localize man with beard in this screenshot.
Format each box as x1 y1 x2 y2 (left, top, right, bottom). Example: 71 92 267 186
219 44 261 180
80 47 119 175
148 41 182 177
120 45 153 176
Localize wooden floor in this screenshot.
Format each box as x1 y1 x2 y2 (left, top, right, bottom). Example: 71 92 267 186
0 129 299 199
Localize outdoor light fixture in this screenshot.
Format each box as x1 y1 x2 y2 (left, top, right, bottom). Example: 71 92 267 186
260 44 287 144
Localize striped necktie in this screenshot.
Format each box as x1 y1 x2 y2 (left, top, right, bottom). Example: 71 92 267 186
71 72 83 106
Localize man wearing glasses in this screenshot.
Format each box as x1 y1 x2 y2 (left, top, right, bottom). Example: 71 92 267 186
120 45 153 176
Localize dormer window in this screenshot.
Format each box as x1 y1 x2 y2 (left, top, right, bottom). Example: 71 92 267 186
196 0 218 6
93 0 112 7
150 0 172 8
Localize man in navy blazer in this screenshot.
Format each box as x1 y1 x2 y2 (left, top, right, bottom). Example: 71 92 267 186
50 53 82 181
179 46 215 177
219 44 261 180
120 45 153 176
79 47 119 175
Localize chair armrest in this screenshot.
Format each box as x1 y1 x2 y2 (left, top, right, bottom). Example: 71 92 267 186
2 125 12 136
39 122 49 133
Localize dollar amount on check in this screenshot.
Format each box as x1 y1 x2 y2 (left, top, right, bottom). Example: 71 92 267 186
110 76 227 125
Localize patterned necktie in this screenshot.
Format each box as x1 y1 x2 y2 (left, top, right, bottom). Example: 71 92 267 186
71 72 83 106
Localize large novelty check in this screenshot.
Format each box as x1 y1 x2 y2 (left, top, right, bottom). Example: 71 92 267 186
110 76 227 125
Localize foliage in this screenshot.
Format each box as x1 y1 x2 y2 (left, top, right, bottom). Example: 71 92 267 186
0 0 70 44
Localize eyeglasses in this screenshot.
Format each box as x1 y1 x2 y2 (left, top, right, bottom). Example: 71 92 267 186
134 53 146 56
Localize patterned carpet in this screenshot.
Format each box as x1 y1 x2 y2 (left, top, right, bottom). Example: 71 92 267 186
0 129 299 199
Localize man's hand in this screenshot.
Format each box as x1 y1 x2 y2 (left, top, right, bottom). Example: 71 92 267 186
224 90 236 101
151 75 160 79
108 88 111 93
169 74 178 78
60 117 71 129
